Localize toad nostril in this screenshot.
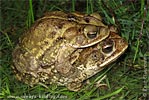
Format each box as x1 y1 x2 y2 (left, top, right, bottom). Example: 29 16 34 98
120 39 126 44
84 17 90 23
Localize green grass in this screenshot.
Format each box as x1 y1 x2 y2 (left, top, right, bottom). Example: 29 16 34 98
0 0 149 100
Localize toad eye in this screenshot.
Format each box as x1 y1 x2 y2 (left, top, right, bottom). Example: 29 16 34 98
101 39 115 54
102 44 113 54
84 25 99 39
87 31 97 39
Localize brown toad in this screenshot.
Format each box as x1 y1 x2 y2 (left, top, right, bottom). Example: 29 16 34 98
12 11 128 91
12 11 110 76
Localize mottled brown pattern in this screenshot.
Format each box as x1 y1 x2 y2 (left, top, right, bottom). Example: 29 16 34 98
12 11 128 91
